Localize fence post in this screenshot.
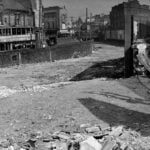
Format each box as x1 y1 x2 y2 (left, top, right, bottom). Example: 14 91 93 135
18 50 22 65
49 47 54 62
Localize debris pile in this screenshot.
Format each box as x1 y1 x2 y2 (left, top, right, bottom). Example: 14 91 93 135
0 124 150 150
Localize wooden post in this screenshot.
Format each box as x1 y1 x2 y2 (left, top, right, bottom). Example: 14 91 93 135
90 13 92 41
49 46 53 62
18 51 22 64
86 8 88 41
124 14 134 77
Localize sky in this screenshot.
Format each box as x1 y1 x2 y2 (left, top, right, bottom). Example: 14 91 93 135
42 0 150 19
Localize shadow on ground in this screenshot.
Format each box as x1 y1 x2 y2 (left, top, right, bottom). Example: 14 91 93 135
70 57 150 100
70 57 150 136
78 97 150 136
94 40 124 47
84 91 150 105
70 57 124 81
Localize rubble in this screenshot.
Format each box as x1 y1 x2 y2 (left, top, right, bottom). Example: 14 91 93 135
0 139 10 148
0 82 73 99
85 126 101 133
80 137 102 150
109 126 124 137
0 86 17 98
101 137 116 150
53 132 70 141
0 124 150 150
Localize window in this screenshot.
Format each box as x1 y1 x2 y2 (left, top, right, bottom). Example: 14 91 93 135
12 28 17 35
15 14 20 26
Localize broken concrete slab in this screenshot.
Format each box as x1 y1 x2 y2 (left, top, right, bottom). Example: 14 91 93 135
80 137 102 150
85 126 101 134
109 126 124 137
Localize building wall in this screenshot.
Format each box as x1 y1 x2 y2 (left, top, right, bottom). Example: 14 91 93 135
0 0 35 51
108 0 150 41
43 6 68 41
43 7 60 30
0 0 34 27
1 11 34 27
110 3 125 31
59 6 67 30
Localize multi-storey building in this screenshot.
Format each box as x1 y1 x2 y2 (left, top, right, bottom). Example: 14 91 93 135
43 6 68 45
0 0 37 51
43 6 67 31
106 0 150 41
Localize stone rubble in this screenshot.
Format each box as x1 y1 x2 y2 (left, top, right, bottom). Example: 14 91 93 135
0 124 150 150
0 82 73 99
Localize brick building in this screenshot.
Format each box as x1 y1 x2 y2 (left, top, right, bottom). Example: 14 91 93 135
0 0 37 51
106 0 150 41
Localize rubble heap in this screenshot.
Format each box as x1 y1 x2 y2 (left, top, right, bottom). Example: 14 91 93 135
0 124 150 150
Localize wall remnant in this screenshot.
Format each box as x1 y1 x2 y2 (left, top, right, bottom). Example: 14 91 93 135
0 42 92 67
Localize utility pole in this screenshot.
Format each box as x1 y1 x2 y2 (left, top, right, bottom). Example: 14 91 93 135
86 8 88 41
86 8 88 24
78 16 81 41
90 13 92 41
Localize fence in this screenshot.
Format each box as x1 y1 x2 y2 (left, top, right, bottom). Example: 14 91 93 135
0 41 92 67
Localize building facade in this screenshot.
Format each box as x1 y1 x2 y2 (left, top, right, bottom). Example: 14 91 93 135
107 0 150 41
43 6 60 31
43 6 68 33
43 6 68 45
0 0 37 51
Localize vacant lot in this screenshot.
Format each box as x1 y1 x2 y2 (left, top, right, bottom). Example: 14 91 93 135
0 43 123 88
0 43 150 140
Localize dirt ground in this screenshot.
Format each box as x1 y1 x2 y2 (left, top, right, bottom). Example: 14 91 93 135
0 43 150 140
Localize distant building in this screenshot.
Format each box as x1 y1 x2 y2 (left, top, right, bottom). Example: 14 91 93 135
85 14 110 40
106 0 150 41
67 17 82 35
43 6 68 34
93 14 110 27
0 0 42 51
82 14 109 31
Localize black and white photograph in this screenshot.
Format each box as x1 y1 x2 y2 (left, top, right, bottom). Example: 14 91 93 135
0 0 150 149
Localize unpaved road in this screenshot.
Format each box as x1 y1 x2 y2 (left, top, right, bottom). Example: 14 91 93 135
0 43 123 88
0 43 150 139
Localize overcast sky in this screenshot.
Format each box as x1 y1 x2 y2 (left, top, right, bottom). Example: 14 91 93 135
42 0 150 19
